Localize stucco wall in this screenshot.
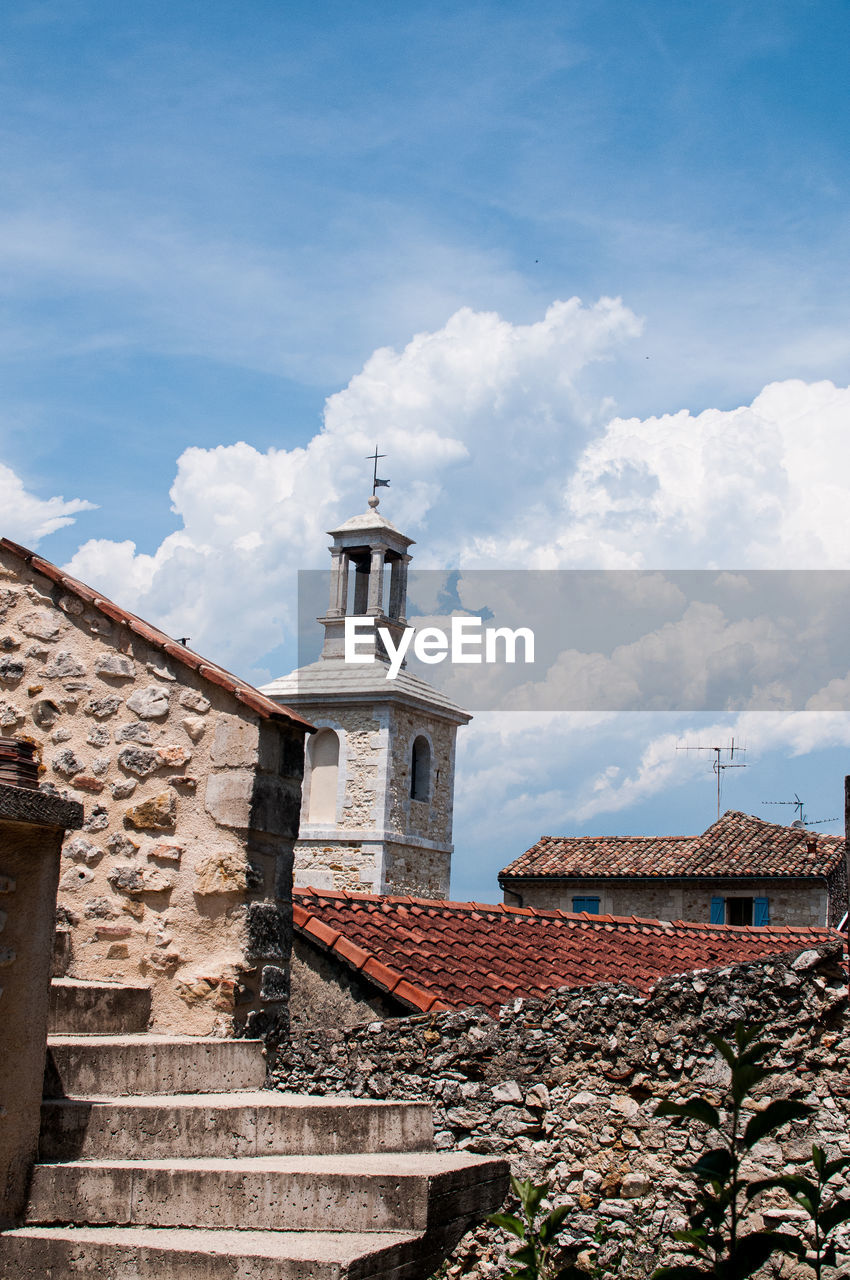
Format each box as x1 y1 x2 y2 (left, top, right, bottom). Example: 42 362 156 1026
0 787 82 1223
507 876 831 927
0 547 305 1036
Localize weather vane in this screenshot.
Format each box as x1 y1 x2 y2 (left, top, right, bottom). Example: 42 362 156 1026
367 446 391 498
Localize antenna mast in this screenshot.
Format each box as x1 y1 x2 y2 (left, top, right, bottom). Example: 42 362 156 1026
677 738 747 820
761 795 840 828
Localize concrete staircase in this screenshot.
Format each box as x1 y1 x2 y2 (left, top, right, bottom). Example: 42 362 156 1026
0 981 508 1279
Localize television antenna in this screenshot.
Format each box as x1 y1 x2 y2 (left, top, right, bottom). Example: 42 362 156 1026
761 795 840 829
677 738 747 820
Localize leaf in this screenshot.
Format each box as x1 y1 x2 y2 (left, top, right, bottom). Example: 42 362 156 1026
510 1174 534 1204
510 1243 538 1267
555 1267 595 1280
819 1199 850 1236
745 1174 817 1206
538 1205 572 1245
527 1177 547 1218
727 1230 804 1279
673 1226 712 1255
655 1098 722 1130
731 1063 770 1104
823 1155 850 1182
509 1176 547 1228
743 1100 813 1149
488 1212 527 1239
691 1147 733 1182
735 1021 764 1049
706 1033 738 1066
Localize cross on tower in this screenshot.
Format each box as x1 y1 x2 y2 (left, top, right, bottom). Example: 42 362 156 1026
367 446 390 497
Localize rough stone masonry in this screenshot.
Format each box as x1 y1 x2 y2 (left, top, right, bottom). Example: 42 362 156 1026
276 943 850 1277
0 540 309 1037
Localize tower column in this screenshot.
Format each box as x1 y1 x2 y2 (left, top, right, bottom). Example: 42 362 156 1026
353 561 370 614
388 554 411 622
367 546 385 615
327 548 349 617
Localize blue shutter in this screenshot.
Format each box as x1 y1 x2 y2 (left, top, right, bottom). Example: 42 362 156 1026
710 896 725 924
754 897 769 927
572 896 600 915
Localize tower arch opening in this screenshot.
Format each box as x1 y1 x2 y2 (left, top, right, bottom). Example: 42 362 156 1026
307 727 340 824
410 734 431 802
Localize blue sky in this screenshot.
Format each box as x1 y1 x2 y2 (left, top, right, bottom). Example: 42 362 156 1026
3 1 850 899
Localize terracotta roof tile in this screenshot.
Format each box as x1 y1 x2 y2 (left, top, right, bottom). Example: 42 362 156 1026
0 538 312 732
500 811 844 881
293 887 840 1015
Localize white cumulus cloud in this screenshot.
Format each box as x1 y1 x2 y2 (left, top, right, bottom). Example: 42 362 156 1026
32 301 850 853
0 462 95 546
61 297 642 675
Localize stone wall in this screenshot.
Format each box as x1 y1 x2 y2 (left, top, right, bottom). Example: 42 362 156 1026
384 838 451 898
509 875 834 929
275 944 850 1277
0 546 306 1037
288 932 409 1031
387 706 456 850
293 701 458 898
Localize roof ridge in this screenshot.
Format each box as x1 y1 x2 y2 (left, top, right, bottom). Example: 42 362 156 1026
502 810 844 881
0 538 312 731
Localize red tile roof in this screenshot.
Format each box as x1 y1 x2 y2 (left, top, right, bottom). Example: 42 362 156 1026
500 810 845 882
293 887 838 1015
0 538 313 731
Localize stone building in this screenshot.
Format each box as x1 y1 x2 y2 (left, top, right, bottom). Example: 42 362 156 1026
261 497 470 899
0 537 311 1037
499 809 847 928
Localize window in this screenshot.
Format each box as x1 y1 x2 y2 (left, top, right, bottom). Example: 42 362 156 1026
710 896 769 927
726 897 753 927
572 896 600 915
307 728 339 823
410 735 431 801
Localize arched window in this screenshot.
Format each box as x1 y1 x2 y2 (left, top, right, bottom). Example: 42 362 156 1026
307 728 339 823
410 735 431 802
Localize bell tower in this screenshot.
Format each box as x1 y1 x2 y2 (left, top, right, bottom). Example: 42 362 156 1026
261 488 470 899
318 494 413 663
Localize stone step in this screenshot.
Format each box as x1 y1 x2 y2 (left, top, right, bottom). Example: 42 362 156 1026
40 1092 434 1161
26 1151 510 1234
48 979 152 1036
44 1035 267 1098
0 1225 437 1280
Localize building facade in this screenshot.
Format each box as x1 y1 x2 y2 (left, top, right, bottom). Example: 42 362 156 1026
0 537 311 1037
499 810 847 928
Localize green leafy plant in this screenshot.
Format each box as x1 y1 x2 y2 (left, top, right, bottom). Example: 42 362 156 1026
652 1022 813 1279
746 1143 850 1279
488 1174 589 1280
